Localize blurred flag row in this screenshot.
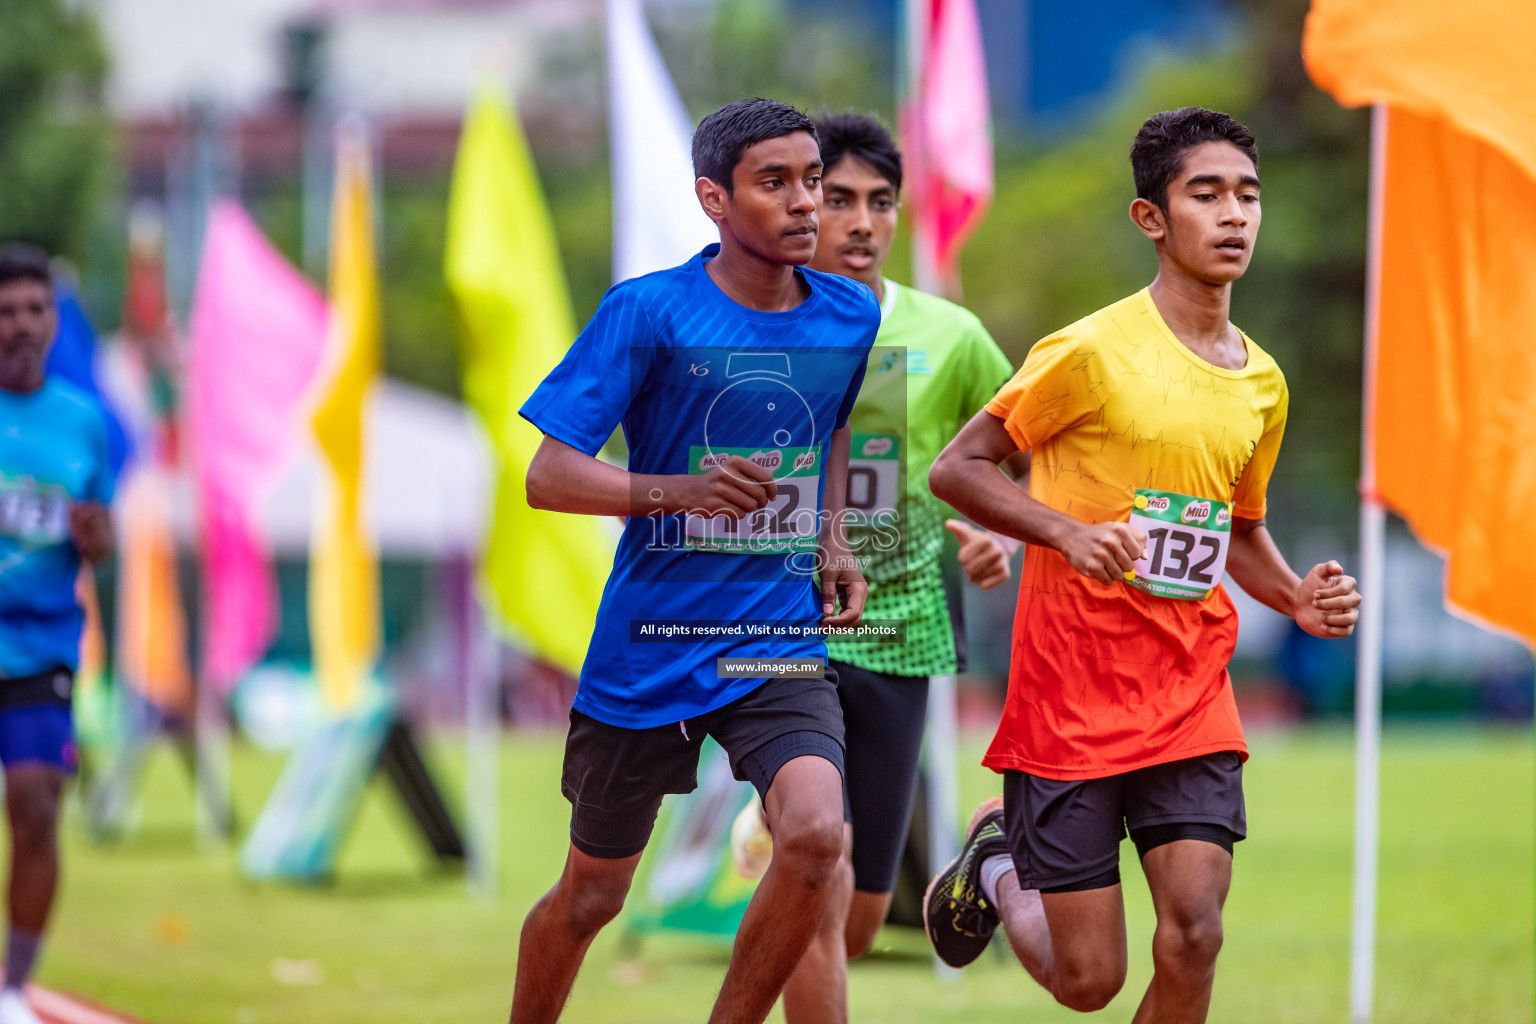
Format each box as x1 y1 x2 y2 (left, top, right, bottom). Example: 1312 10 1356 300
73 0 996 703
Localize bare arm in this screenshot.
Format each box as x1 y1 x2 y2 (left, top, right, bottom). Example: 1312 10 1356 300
929 409 1144 583
69 502 113 564
943 448 1030 589
1227 515 1361 638
818 425 866 626
525 434 776 518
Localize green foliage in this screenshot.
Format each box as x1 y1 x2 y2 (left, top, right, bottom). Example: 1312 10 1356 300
655 0 895 125
0 0 111 260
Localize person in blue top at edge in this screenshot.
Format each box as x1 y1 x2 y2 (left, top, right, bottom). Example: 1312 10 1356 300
513 99 879 1024
0 245 114 1024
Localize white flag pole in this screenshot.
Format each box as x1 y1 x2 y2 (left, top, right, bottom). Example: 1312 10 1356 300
925 672 961 981
606 0 715 283
467 596 501 902
1350 101 1389 1024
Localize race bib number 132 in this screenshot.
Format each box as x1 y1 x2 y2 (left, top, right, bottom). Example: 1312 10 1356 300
1125 489 1231 600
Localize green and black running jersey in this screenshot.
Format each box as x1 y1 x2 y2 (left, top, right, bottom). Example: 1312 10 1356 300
837 280 1014 677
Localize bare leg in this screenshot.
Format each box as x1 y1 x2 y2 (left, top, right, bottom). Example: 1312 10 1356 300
993 870 1128 1013
6 766 65 933
508 846 642 1024
843 889 893 960
709 755 844 1024
780 823 854 1024
1129 840 1231 1024
992 871 1052 987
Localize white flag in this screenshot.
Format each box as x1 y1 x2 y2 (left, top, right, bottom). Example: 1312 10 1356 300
607 0 717 283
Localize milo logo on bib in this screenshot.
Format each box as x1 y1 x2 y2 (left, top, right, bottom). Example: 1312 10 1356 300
1125 488 1233 601
685 444 822 554
750 449 783 473
860 436 893 458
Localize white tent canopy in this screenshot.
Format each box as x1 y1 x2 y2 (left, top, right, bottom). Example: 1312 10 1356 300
165 378 491 557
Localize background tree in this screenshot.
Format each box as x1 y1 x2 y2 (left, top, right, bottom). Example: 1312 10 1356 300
0 0 111 261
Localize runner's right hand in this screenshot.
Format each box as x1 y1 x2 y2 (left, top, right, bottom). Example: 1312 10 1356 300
1060 521 1145 584
673 456 778 517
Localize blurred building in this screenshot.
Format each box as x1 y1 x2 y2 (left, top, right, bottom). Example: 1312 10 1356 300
94 0 607 208
96 0 600 118
783 0 1234 131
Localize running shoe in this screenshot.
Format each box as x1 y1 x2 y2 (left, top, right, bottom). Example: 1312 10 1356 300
729 794 774 880
922 796 1009 967
0 988 43 1024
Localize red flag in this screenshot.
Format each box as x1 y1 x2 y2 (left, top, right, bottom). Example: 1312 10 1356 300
902 0 993 290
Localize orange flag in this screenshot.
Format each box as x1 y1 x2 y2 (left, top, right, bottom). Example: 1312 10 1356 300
1304 1 1536 643
117 468 193 712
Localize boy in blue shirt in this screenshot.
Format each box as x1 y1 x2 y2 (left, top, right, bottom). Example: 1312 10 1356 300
512 99 878 1024
0 245 114 1024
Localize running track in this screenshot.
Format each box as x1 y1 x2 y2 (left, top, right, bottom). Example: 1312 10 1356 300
27 988 146 1024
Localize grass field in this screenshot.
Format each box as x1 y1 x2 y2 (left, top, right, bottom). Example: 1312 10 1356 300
41 724 1532 1023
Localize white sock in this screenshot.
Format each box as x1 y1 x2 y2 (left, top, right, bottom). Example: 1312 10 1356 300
979 854 1015 905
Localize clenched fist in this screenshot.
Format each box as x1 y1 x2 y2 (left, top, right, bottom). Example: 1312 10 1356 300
670 456 777 517
1295 560 1360 638
1060 521 1146 585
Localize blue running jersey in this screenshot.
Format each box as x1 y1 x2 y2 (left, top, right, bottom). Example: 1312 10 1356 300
0 378 115 677
521 245 880 727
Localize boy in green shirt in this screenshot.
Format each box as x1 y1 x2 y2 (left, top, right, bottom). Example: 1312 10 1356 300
735 113 1027 1023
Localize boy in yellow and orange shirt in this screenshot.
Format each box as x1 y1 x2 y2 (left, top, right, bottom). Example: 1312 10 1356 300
922 107 1361 1024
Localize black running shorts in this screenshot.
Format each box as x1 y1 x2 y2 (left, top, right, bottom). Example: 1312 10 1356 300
1002 751 1246 893
832 659 930 894
561 672 845 859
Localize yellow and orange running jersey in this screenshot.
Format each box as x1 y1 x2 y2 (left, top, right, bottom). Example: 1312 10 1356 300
983 288 1288 781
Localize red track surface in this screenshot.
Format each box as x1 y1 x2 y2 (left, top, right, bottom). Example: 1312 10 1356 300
27 988 146 1024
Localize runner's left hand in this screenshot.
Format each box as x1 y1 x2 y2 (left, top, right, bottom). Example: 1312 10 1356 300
1295 560 1360 638
70 501 113 564
945 519 1012 590
818 546 867 628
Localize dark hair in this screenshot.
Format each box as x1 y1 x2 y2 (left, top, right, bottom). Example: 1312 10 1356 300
0 244 52 291
813 112 903 192
692 98 818 194
1131 107 1259 210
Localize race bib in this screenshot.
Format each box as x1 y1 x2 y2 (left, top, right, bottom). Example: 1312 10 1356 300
844 433 899 525
685 445 821 554
0 477 70 548
1125 489 1231 600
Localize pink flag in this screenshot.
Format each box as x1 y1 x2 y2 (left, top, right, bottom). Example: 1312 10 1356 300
188 201 329 689
903 0 994 288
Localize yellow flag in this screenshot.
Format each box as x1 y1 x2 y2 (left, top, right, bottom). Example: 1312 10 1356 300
1305 1 1536 643
445 86 613 677
310 125 382 709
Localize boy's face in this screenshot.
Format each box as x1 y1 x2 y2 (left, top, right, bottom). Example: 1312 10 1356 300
0 278 55 390
704 131 823 265
809 156 898 287
1139 140 1261 285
